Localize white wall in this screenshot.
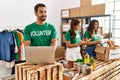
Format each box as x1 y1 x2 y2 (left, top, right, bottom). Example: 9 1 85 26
0 0 80 45
45 0 80 45
0 0 80 78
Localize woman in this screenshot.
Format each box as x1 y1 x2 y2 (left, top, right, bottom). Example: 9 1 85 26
65 19 85 68
83 19 101 57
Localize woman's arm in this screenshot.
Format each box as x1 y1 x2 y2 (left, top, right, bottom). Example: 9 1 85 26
65 41 79 48
65 40 85 48
84 38 101 46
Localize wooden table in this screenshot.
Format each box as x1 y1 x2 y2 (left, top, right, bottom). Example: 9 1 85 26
64 59 120 80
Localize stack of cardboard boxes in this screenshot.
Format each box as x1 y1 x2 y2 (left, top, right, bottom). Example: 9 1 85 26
80 0 105 16
62 0 105 18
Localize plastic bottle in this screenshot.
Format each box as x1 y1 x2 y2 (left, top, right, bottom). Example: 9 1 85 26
92 62 96 71
90 57 96 71
84 52 89 64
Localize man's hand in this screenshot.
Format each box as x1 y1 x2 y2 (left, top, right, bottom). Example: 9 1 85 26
24 41 31 47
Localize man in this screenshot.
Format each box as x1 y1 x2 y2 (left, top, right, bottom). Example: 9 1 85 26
11 3 57 74
24 3 57 47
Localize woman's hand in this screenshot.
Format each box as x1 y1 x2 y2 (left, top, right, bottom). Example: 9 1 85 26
79 40 86 45
95 40 101 44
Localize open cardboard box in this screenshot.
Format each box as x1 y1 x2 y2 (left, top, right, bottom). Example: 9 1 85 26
55 46 66 61
95 45 120 61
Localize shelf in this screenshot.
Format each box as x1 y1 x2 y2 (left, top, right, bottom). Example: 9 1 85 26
61 14 113 46
62 14 112 19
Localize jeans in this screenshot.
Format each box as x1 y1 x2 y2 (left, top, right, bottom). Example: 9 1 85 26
84 45 96 57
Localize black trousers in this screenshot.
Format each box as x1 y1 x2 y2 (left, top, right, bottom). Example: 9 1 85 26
11 60 26 74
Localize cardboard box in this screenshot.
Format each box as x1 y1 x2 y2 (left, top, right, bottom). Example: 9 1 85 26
91 4 105 16
61 9 70 18
80 4 105 17
62 23 70 32
80 6 92 16
55 46 65 61
70 7 80 17
95 46 120 61
80 0 91 7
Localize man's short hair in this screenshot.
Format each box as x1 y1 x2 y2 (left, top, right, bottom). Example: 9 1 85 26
34 3 46 13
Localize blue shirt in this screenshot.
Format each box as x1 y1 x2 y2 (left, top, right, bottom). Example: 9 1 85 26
0 32 15 62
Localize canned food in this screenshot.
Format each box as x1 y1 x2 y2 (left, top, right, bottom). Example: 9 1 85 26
73 62 78 70
77 63 81 72
81 64 87 74
86 64 92 74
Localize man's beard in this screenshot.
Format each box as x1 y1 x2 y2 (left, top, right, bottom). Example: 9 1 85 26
39 16 47 21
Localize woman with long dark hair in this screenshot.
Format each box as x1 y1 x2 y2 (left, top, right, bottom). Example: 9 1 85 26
65 19 85 68
83 19 101 57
